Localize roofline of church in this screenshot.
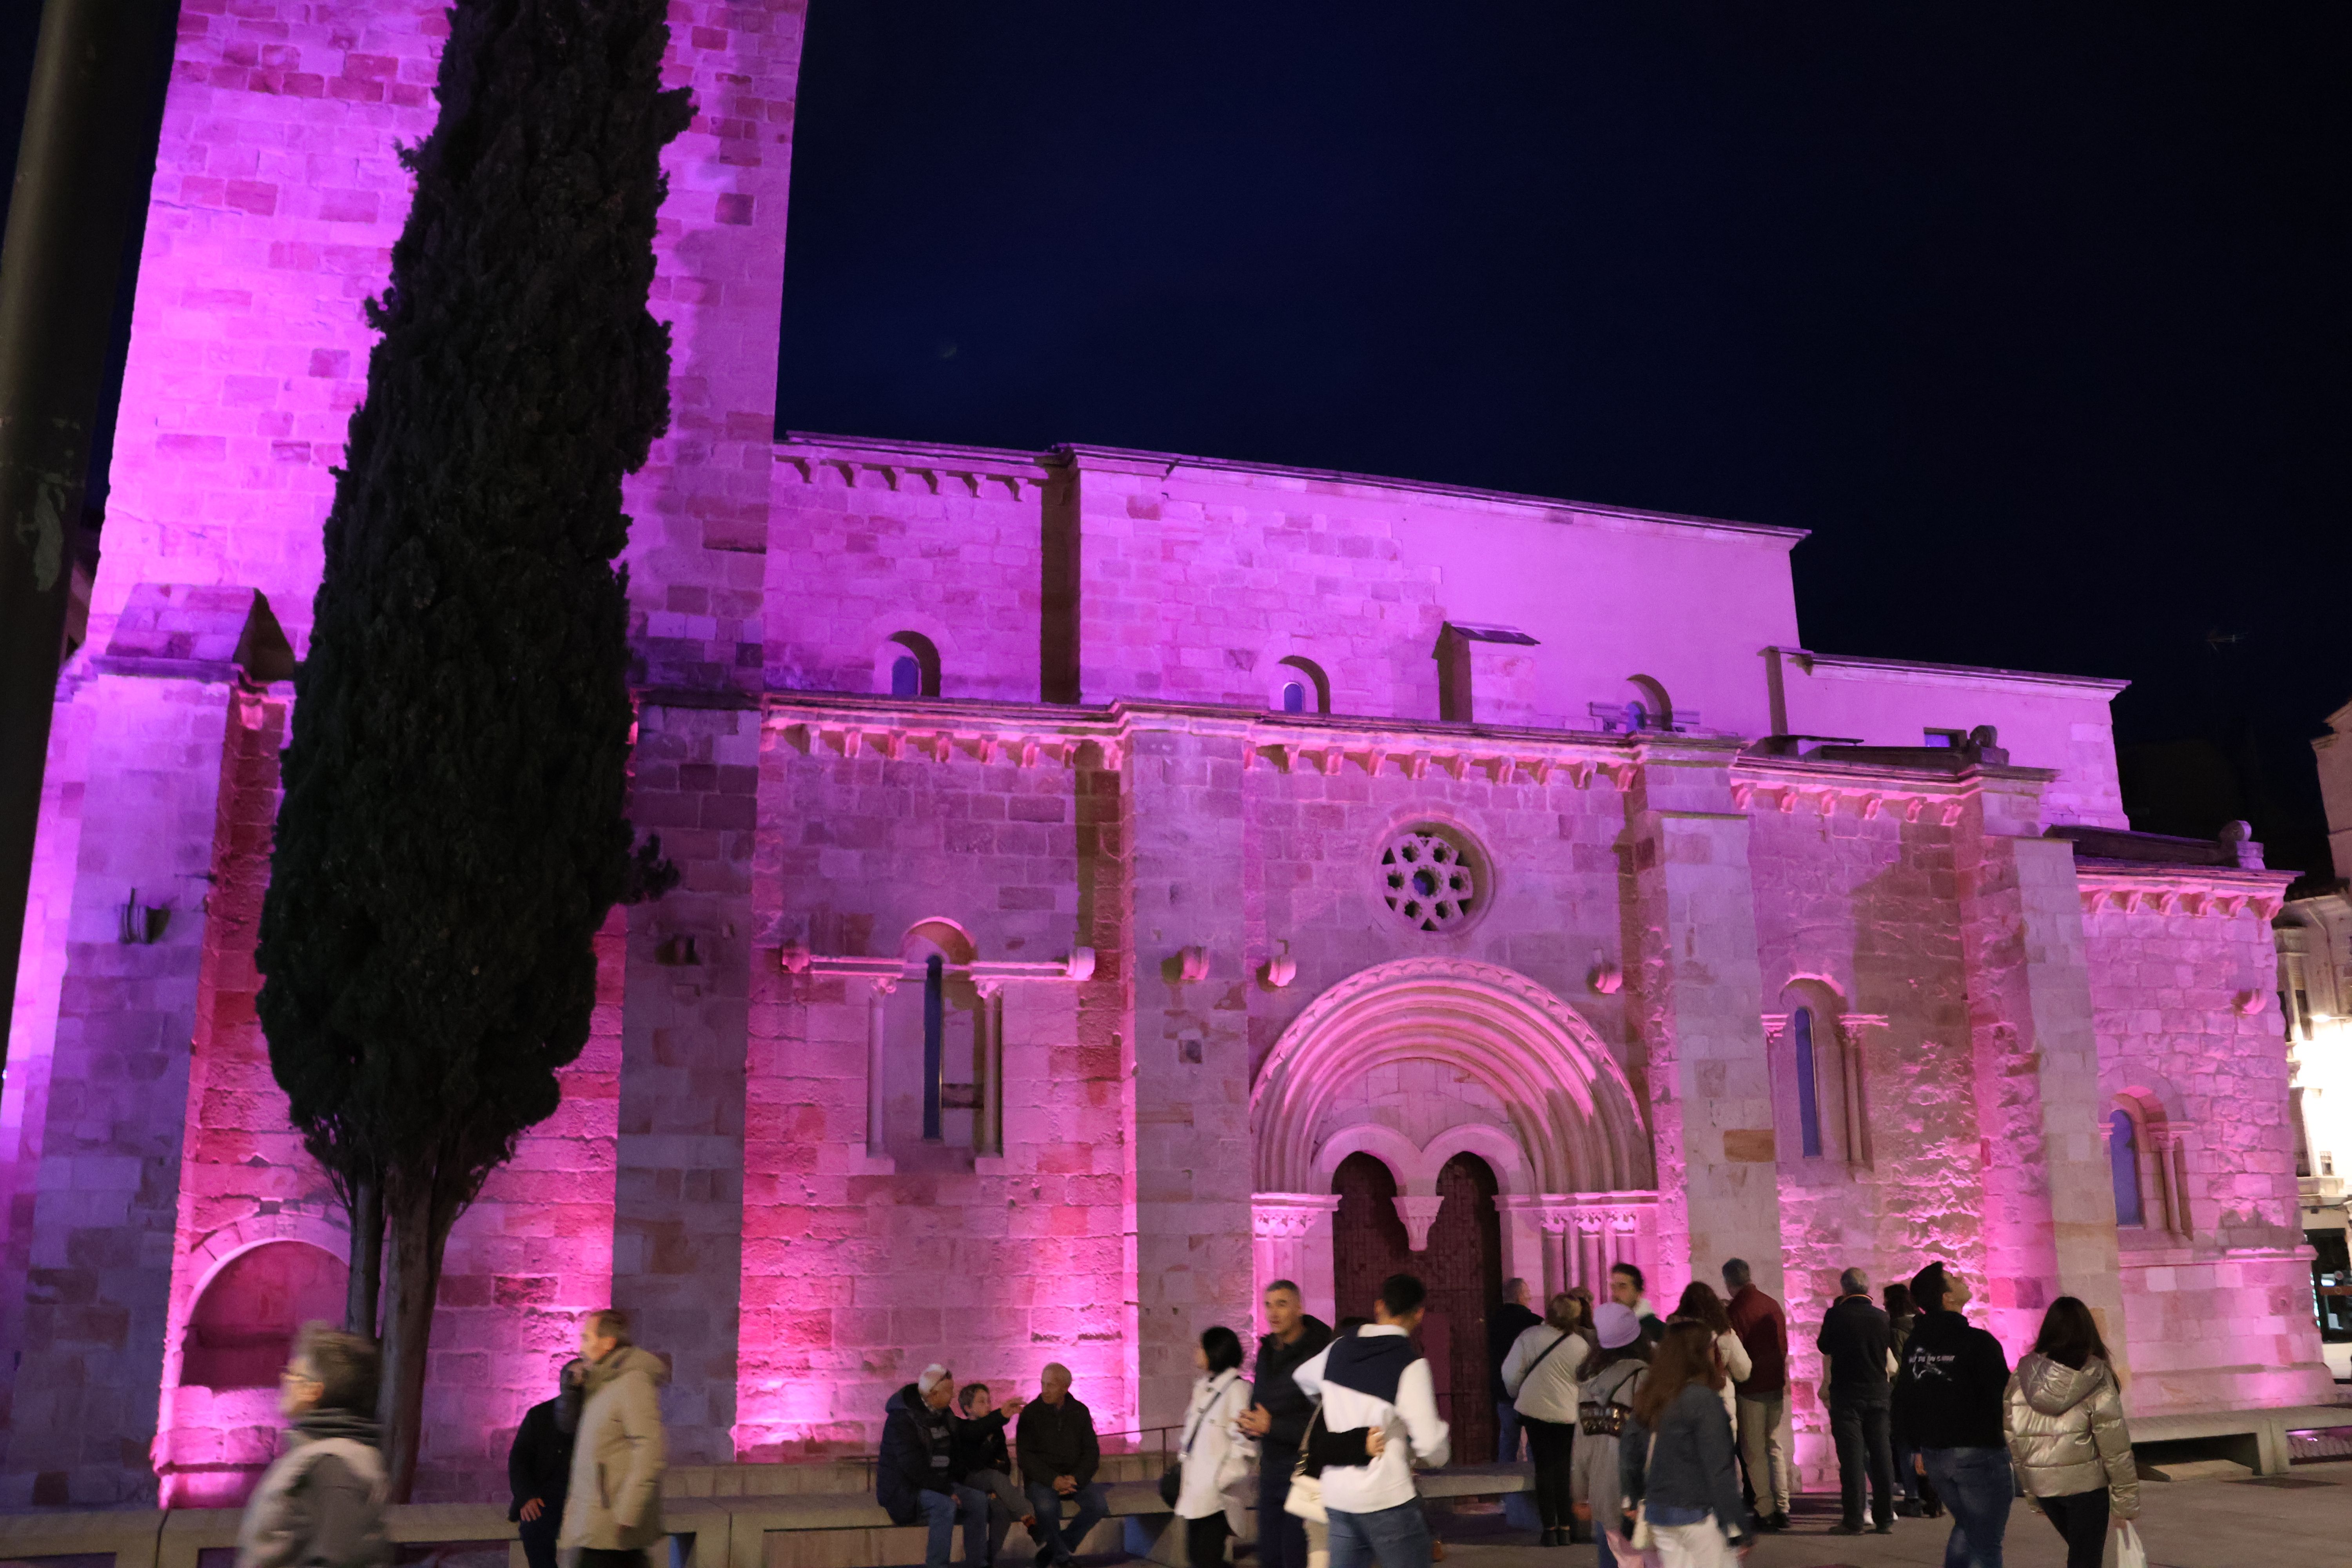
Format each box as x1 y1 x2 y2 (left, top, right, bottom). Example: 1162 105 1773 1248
1772 645 2132 696
776 429 1813 547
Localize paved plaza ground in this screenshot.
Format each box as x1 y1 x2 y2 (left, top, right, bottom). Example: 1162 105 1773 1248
1432 1461 2352 1568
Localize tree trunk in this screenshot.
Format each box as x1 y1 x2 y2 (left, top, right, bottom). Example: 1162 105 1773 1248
345 1176 383 1338
377 1172 457 1501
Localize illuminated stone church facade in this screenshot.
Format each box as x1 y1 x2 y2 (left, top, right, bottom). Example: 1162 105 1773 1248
0 0 2329 1508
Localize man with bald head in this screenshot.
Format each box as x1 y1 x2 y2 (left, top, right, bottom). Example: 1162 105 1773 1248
1016 1364 1105 1566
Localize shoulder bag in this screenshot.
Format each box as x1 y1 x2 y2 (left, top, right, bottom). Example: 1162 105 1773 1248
1283 1403 1328 1523
1578 1363 1639 1438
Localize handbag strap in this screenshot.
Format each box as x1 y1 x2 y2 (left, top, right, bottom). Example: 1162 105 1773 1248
1183 1372 1236 1455
1521 1328 1570 1383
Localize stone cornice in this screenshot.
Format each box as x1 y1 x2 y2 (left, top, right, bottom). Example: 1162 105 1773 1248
775 433 1058 501
2076 866 2295 920
1771 646 2131 696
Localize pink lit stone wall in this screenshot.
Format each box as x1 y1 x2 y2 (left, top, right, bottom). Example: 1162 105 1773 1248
2081 877 2334 1414
767 439 1055 702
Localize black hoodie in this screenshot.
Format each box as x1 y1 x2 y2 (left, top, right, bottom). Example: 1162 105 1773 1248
1892 1308 2009 1450
1253 1314 1334 1451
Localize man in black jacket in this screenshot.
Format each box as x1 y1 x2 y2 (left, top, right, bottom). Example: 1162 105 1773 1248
508 1360 585 1568
1016 1363 1105 1566
878 1365 990 1568
1816 1267 1895 1536
1892 1263 2012 1568
1237 1280 1334 1568
1486 1278 1542 1464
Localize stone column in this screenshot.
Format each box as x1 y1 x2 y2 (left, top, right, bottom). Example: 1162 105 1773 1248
1492 1195 1559 1300
613 701 757 1465
866 975 897 1158
1953 773 2128 1365
1252 1194 1341 1328
1624 739 1788 1306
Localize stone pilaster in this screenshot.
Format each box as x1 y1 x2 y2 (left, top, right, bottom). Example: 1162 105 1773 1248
1125 716 1255 1426
1 586 285 1503
1953 771 2127 1361
613 701 757 1461
1624 739 1786 1304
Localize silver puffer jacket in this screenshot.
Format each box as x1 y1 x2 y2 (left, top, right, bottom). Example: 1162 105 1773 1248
2002 1353 2138 1518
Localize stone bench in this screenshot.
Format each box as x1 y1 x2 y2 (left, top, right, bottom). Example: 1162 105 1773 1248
2128 1401 2352 1477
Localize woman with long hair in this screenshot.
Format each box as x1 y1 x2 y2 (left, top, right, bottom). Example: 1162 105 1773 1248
1619 1321 1753 1568
1503 1292 1592 1547
1666 1282 1749 1428
1176 1325 1256 1568
1565 1286 1600 1354
2004 1296 2138 1568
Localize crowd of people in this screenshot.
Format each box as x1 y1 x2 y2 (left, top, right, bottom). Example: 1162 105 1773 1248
228 1260 2142 1568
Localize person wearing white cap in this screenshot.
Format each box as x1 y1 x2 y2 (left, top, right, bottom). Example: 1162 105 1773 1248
879 1363 991 1568
1572 1302 1652 1567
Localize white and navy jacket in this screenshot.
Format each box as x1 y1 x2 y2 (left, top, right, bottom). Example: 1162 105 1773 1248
1292 1324 1451 1514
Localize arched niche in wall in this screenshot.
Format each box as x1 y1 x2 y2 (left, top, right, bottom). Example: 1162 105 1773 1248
877 630 942 699
1272 655 1331 715
178 1240 348 1389
887 918 987 1161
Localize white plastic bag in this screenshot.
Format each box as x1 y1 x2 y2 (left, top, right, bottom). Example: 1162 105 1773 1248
2115 1521 2147 1568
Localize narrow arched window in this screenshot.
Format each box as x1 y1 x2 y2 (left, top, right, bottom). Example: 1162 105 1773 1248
1280 680 1307 713
2109 1109 2144 1226
891 655 922 697
1793 1007 1823 1158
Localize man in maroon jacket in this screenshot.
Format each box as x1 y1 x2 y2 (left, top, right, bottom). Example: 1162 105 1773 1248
1722 1257 1791 1532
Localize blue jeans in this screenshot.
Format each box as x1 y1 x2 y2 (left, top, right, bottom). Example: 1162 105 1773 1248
1024 1481 1109 1562
1328 1500 1432 1568
1922 1447 2014 1568
915 1484 990 1568
1496 1397 1524 1461
1257 1445 1309 1568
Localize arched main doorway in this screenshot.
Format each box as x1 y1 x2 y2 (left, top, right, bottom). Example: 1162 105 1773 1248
1252 958 1658 1369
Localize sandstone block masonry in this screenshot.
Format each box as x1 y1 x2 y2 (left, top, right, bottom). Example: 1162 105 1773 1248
0 0 2331 1506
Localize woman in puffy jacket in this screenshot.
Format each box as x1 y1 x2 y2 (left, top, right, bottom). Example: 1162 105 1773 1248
2003 1296 2138 1568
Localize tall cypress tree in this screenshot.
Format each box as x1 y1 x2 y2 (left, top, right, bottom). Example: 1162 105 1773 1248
255 0 690 1496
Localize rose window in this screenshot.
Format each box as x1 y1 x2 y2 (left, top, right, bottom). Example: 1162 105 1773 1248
1379 828 1479 933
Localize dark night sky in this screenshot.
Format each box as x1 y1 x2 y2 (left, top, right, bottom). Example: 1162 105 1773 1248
6 3 2348 876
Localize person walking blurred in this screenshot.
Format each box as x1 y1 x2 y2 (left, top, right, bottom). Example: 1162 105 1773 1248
2005 1298 2138 1568
559 1309 669 1568
1720 1258 1790 1532
1501 1292 1590 1546
1176 1327 1258 1568
1240 1281 1334 1568
235 1324 389 1568
1817 1267 1896 1536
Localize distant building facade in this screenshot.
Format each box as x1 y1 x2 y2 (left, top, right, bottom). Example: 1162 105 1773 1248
0 0 2331 1510
2280 698 2352 1375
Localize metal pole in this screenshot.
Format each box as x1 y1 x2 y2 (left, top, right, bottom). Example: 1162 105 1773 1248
0 0 178 1070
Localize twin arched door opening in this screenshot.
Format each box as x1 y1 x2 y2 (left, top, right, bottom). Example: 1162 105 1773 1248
1332 1149 1503 1466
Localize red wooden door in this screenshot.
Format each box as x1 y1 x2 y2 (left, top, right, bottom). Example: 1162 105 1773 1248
1423 1153 1502 1463
1332 1152 1412 1327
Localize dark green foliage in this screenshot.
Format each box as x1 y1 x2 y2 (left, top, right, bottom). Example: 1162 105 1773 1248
255 0 690 1494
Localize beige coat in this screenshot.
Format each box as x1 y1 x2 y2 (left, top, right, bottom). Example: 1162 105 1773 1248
558 1346 670 1551
2002 1353 2138 1519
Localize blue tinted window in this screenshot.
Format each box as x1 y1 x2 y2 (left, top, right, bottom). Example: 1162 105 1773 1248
2109 1109 2143 1226
1794 1007 1823 1158
1281 681 1307 713
891 655 921 697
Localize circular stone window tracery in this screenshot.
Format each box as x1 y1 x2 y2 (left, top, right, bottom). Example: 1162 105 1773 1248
1379 826 1482 934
